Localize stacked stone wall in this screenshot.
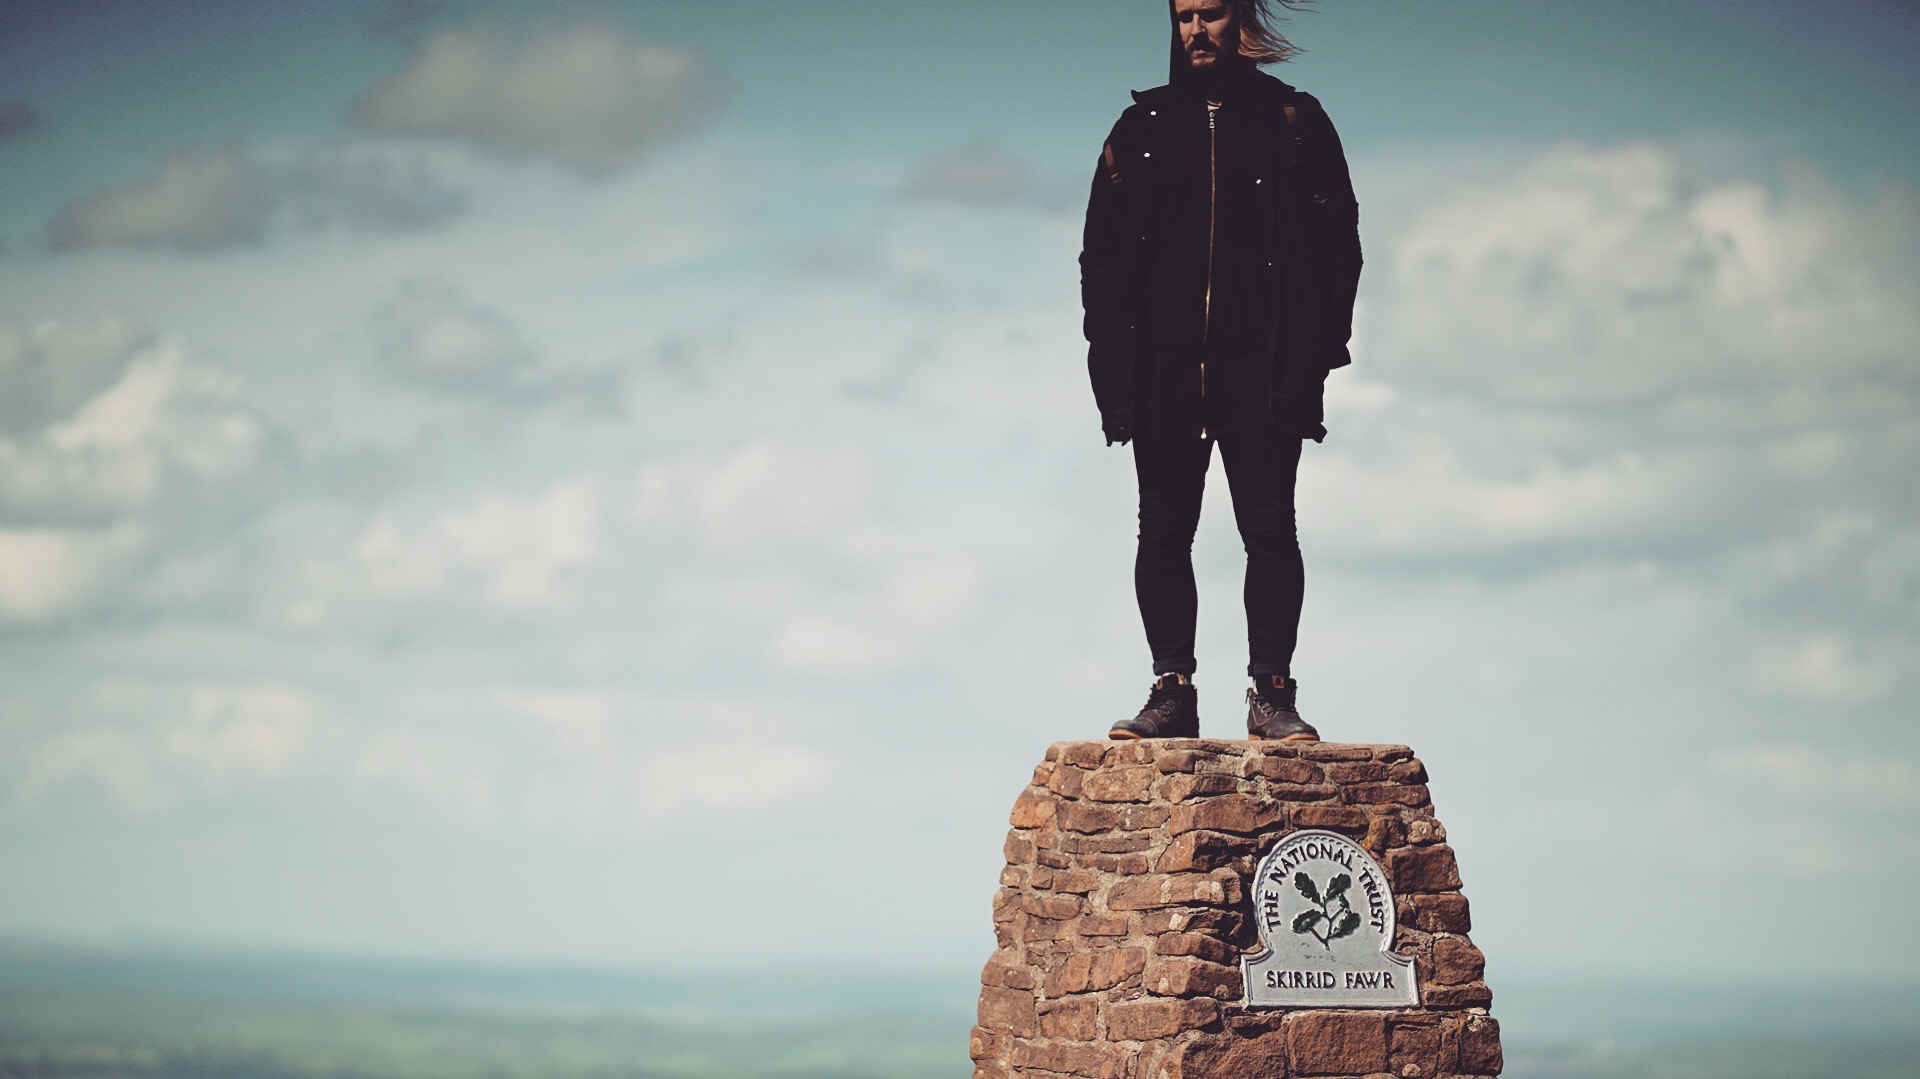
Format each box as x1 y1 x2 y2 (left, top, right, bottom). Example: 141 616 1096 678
972 739 1500 1079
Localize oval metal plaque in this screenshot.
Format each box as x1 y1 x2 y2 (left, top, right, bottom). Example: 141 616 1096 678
1242 828 1418 1007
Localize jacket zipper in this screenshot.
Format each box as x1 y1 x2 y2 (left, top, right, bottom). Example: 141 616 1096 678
1202 100 1218 439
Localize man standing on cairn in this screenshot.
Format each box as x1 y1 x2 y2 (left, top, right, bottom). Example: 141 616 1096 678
1081 0 1361 741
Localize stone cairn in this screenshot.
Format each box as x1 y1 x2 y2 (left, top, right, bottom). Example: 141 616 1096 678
972 739 1501 1079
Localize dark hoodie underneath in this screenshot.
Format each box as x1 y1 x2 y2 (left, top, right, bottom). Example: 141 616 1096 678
1134 21 1284 438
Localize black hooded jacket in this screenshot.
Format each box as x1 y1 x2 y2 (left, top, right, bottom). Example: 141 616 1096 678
1079 29 1361 442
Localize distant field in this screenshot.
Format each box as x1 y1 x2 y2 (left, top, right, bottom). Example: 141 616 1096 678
0 941 1914 1078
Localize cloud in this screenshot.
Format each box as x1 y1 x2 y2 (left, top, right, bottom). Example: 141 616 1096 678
0 314 267 623
1712 742 1917 806
13 679 320 811
348 21 728 178
51 145 272 251
9 675 830 838
350 476 605 612
1751 635 1897 706
276 141 468 232
49 143 464 251
1367 143 1919 406
1304 142 1920 590
901 143 1064 210
0 313 152 437
0 99 44 145
629 439 877 554
366 0 443 41
370 275 535 389
0 523 147 627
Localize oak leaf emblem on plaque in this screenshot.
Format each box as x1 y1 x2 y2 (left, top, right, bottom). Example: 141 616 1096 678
1290 871 1361 949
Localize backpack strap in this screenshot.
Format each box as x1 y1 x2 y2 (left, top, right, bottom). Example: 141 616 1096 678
1282 100 1326 204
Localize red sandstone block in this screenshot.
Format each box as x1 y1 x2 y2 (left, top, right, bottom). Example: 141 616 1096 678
1290 804 1369 831
999 865 1026 888
1021 893 1084 920
1154 932 1238 966
1045 946 1148 995
1390 759 1429 784
1286 1011 1388 1075
1390 1016 1443 1078
991 888 1020 924
1387 845 1463 892
1046 830 1155 855
1342 782 1431 807
1021 916 1065 944
1061 742 1109 767
1078 851 1151 874
1048 765 1086 798
1459 1015 1504 1075
1145 956 1243 1000
1108 740 1159 765
1423 981 1493 1008
972 1063 1012 1079
1083 765 1157 803
1059 802 1120 833
1157 830 1258 873
1299 743 1374 762
1010 789 1058 828
981 950 1036 991
1400 892 1471 933
1108 997 1220 1041
1366 813 1408 855
1010 1039 1131 1079
1171 1027 1289 1079
1139 907 1243 938
1373 744 1415 761
1432 936 1486 985
1325 761 1389 783
1044 868 1103 894
1394 926 1433 959
1039 995 1099 1041
1108 872 1240 911
1161 772 1244 802
1170 794 1285 835
1266 783 1341 803
1004 833 1035 865
1117 804 1173 830
1062 801 1172 833
1247 755 1325 784
1077 912 1131 936
977 985 1038 1037
1408 817 1447 845
968 1025 1002 1062
1154 748 1239 774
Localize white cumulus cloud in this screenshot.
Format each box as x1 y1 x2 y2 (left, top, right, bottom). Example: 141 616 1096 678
49 143 464 252
348 21 727 178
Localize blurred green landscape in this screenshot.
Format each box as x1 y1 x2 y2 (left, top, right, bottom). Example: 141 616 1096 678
1 940 1914 1079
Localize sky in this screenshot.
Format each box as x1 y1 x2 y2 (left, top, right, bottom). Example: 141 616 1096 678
1 0 1917 983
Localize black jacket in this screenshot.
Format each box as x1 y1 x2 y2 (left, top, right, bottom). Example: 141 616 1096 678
1079 64 1361 442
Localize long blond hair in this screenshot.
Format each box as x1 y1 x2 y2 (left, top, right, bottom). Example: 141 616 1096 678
1234 0 1311 65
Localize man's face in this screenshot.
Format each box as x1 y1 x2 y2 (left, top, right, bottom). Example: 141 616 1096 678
1175 0 1237 72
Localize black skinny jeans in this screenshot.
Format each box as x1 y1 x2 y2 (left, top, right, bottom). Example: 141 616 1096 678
1133 435 1304 679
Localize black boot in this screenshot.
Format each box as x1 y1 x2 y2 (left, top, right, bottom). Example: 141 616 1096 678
1109 674 1200 740
1246 675 1319 742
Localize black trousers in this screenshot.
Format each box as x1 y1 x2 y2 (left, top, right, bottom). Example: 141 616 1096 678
1133 435 1304 679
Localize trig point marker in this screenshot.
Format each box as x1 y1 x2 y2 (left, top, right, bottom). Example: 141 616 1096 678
971 739 1501 1079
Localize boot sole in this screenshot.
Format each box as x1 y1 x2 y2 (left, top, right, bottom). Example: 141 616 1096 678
1249 732 1320 743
